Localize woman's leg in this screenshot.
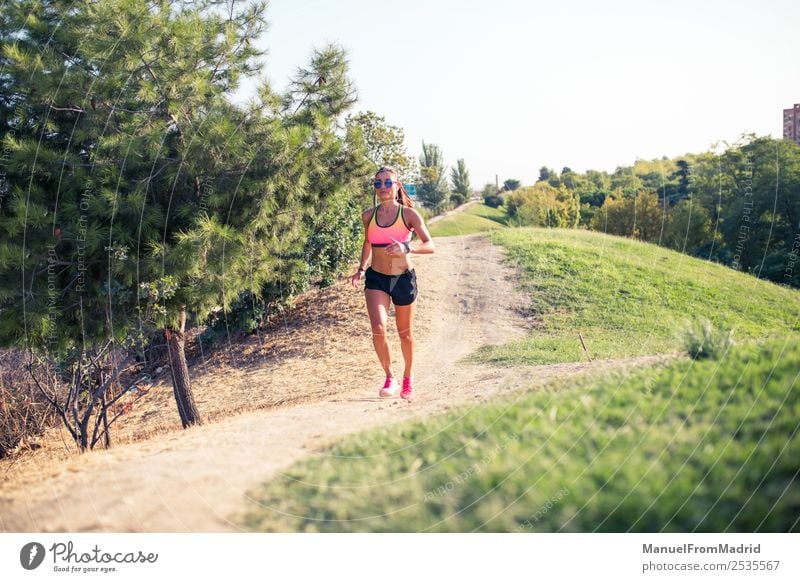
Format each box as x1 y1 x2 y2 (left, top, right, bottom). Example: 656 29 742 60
365 288 394 377
395 301 415 378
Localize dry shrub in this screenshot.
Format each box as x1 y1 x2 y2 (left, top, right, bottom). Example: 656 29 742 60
0 349 57 458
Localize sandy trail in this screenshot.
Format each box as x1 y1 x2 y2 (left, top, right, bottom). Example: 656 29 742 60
0 233 672 532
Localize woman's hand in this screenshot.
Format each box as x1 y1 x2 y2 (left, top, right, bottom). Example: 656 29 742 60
350 269 364 288
387 237 410 256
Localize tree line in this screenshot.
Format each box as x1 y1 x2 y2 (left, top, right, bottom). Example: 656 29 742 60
500 136 800 289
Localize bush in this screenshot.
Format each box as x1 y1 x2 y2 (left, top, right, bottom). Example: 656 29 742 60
684 318 735 360
199 283 302 345
304 196 363 288
484 194 504 208
0 349 57 458
504 183 579 227
662 199 714 253
589 190 664 241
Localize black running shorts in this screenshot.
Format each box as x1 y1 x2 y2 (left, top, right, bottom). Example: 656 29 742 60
364 267 418 306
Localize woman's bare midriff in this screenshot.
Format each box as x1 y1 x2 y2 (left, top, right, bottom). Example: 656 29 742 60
370 246 413 276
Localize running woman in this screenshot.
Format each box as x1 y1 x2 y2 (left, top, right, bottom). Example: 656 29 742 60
350 166 435 400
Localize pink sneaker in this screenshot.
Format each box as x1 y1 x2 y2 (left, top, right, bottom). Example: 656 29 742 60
379 376 399 397
400 376 413 400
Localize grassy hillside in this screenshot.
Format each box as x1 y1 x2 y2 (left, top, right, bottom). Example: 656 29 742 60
239 337 800 532
429 205 800 364
467 227 800 364
428 202 510 237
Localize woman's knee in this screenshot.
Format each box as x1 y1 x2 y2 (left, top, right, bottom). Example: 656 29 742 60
398 327 413 342
371 323 388 336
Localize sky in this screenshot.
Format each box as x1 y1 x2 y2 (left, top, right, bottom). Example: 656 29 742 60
232 0 800 187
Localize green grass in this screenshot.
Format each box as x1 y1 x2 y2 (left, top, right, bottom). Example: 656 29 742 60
428 202 511 237
467 227 800 365
239 337 800 532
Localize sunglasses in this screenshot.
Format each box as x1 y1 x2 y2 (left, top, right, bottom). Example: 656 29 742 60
373 179 396 189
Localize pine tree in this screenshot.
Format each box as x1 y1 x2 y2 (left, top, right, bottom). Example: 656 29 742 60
345 111 416 181
0 1 365 431
449 159 471 205
283 45 372 289
417 142 449 213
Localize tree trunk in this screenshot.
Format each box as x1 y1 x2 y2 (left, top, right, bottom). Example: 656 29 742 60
165 309 201 428
100 392 111 449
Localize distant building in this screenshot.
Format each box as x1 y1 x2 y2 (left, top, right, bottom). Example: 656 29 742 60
783 103 800 145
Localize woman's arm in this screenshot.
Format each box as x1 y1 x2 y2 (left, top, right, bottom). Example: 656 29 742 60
409 209 435 255
357 238 372 269
350 210 372 288
410 239 435 255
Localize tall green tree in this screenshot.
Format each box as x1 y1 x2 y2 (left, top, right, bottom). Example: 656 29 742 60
0 0 363 434
585 170 611 193
481 183 498 197
560 167 587 191
449 158 471 205
716 137 800 276
345 111 415 181
417 141 449 213
661 159 692 205
283 45 369 289
610 167 644 198
537 166 554 183
662 198 714 254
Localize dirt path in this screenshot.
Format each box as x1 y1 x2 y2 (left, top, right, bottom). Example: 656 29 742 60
426 198 479 225
0 234 674 532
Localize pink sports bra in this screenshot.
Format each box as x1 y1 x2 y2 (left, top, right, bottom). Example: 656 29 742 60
367 205 414 247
